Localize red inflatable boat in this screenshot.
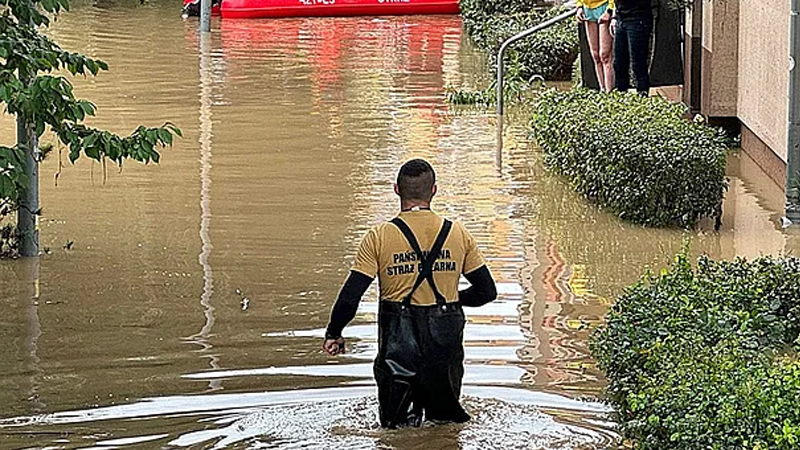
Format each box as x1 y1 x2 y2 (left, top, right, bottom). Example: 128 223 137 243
184 0 458 19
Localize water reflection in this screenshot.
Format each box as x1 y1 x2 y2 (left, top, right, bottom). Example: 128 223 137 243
181 28 223 392
19 259 45 412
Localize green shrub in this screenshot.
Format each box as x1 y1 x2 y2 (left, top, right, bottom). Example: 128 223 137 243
445 85 495 106
460 0 544 22
531 88 729 228
0 223 18 257
591 253 800 450
0 146 25 204
0 146 24 257
460 3 579 82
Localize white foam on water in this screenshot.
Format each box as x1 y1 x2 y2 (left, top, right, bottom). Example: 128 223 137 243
264 323 527 342
1 385 614 449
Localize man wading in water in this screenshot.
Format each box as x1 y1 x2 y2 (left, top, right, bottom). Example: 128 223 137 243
323 158 497 428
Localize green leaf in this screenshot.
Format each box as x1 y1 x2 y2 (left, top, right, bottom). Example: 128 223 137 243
85 59 98 75
85 144 99 160
83 133 98 148
78 100 95 116
166 123 182 137
157 128 173 145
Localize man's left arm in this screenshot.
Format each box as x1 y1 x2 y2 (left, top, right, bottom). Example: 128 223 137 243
458 223 497 307
459 266 497 307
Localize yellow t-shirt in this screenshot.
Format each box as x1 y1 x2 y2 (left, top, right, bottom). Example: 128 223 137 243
352 210 486 305
576 0 615 10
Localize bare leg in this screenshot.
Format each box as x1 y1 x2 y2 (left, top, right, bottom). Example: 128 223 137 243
584 21 604 91
599 21 614 92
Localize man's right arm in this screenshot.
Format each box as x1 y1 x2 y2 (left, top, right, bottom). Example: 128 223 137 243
324 228 379 355
325 270 374 339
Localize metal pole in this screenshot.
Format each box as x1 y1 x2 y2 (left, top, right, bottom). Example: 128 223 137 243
787 0 800 223
495 8 577 164
200 0 212 33
16 102 39 257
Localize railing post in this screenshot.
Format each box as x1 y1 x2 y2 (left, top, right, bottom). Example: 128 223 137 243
495 8 577 165
787 0 800 223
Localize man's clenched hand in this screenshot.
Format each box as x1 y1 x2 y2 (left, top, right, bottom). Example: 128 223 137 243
323 337 346 356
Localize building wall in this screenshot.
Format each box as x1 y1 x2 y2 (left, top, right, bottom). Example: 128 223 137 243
701 0 739 117
736 0 790 162
689 0 790 184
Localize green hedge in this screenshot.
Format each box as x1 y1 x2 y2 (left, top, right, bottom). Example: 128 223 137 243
460 2 579 82
591 254 800 450
460 0 543 21
531 88 728 228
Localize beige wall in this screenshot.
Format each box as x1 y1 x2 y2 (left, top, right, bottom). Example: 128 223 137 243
692 0 790 179
736 0 790 162
701 0 739 117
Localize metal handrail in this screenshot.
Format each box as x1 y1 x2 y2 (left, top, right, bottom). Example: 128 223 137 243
496 8 577 117
494 8 577 167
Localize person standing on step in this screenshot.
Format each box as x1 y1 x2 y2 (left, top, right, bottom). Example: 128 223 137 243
611 0 653 96
577 0 615 91
323 158 497 428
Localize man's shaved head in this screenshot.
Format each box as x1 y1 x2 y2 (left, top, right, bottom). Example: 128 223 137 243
396 159 436 202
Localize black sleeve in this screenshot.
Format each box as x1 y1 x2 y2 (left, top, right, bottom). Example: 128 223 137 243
325 270 374 339
459 265 497 307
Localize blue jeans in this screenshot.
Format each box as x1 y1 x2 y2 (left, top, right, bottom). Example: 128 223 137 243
614 15 653 95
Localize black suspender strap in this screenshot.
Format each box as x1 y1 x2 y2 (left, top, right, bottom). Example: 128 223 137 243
391 218 435 304
390 217 452 306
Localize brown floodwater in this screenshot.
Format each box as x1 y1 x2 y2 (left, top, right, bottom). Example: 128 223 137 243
0 1 797 448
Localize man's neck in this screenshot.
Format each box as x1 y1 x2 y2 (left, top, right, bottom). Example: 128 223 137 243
400 201 431 212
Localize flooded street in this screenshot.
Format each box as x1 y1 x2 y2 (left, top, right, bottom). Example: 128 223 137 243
0 1 797 448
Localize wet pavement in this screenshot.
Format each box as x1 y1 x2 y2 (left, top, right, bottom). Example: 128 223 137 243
0 0 797 448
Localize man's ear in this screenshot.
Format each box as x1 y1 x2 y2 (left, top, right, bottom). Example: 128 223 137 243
394 183 401 196
431 184 437 197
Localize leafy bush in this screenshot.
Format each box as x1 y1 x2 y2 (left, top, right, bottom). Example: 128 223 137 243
460 0 544 23
445 85 495 106
0 146 25 256
591 253 800 450
0 146 25 206
531 88 729 228
460 3 579 82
